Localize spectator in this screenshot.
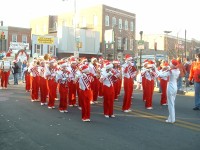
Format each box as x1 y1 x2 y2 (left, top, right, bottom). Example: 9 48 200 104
17 59 22 81
12 60 19 85
177 57 186 91
189 53 200 110
21 60 27 83
184 57 191 88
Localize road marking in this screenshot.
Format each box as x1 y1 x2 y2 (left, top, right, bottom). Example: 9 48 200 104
96 102 200 132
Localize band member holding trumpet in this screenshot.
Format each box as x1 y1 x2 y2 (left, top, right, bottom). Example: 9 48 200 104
112 60 122 100
89 57 101 104
100 61 116 118
142 60 158 109
159 62 169 105
44 59 58 109
121 54 137 112
28 59 40 102
56 62 70 113
76 65 94 122
67 57 78 107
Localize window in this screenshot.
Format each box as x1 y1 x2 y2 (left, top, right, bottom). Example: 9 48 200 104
36 44 41 54
130 21 134 31
54 21 57 30
130 38 134 50
123 38 128 50
119 19 122 29
22 35 27 43
105 15 109 26
12 34 17 42
112 17 116 27
125 20 128 30
93 15 98 27
117 37 122 49
48 45 54 55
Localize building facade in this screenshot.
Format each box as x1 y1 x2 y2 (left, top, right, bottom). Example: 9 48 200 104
30 4 136 60
0 26 31 58
139 34 200 61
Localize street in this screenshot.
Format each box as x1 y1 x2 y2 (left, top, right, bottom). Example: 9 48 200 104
0 82 200 150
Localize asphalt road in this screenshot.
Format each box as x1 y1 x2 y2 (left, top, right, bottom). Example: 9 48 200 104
0 82 200 150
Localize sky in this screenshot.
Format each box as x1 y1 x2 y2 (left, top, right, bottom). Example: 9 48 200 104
1 0 200 40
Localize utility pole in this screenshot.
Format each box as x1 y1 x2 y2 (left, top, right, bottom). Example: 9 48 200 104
185 29 187 58
164 31 172 61
139 31 143 71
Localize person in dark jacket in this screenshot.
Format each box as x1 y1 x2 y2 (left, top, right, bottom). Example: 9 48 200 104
12 60 19 85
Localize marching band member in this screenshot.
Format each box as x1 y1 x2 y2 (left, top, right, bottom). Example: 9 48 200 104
121 54 137 112
141 59 149 102
89 57 100 104
112 60 122 100
28 60 40 102
38 60 48 106
100 61 116 118
157 59 180 123
67 57 78 107
98 57 104 98
24 63 31 92
44 59 58 109
0 57 11 89
159 62 169 105
56 63 70 113
143 60 158 109
76 65 93 121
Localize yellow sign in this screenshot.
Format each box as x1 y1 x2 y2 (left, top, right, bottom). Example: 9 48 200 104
37 37 54 44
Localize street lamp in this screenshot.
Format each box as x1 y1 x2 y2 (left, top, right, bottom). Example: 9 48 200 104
164 31 172 61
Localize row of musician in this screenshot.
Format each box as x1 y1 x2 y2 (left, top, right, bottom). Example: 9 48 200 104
0 55 179 122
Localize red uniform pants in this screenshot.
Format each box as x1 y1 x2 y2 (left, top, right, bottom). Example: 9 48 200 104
113 80 119 100
59 83 68 111
122 77 133 111
79 89 91 120
40 77 48 103
145 80 154 108
98 80 103 97
142 77 147 101
117 79 122 96
103 85 114 116
1 71 10 88
91 77 99 102
25 73 31 91
160 79 168 105
48 79 57 107
31 76 40 100
68 81 77 105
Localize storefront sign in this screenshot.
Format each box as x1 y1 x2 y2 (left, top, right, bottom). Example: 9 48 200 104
37 37 54 44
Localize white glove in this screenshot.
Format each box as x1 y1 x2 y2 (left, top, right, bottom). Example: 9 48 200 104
62 78 66 81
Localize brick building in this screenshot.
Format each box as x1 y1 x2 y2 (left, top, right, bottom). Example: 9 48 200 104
0 26 31 55
30 4 136 60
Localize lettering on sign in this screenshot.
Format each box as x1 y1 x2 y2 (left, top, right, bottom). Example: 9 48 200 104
9 42 29 50
37 37 54 44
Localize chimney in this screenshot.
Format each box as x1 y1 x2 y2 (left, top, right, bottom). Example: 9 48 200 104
1 21 3 26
